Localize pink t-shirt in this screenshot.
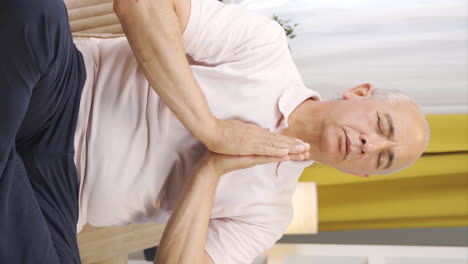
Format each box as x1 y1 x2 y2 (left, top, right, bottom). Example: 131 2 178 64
74 0 320 263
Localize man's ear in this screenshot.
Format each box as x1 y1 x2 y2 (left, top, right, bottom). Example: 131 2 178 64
342 83 374 100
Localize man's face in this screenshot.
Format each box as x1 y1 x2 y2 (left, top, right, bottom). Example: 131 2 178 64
316 88 427 177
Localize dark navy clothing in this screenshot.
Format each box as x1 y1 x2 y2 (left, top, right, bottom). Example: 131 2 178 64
0 0 85 263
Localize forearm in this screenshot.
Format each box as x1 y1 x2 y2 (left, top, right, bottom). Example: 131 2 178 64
154 161 220 264
114 0 216 142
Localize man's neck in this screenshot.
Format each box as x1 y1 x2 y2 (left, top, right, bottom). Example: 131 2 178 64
281 99 327 159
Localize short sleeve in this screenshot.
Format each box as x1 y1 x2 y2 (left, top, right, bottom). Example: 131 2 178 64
204 218 287 264
183 0 286 65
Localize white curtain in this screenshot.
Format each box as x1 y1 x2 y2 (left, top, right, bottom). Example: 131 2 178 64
228 0 468 114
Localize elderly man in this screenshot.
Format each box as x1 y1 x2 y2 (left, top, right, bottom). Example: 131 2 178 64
0 0 428 263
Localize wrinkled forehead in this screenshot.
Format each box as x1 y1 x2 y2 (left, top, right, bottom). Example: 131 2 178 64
382 101 427 171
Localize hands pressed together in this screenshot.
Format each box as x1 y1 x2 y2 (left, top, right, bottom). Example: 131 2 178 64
198 118 310 175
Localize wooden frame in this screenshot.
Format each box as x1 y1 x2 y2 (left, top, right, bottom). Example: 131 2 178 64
77 223 165 264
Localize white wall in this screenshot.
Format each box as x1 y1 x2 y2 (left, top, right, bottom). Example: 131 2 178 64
231 0 468 114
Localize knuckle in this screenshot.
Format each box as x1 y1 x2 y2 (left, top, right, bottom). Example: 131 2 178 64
275 134 286 142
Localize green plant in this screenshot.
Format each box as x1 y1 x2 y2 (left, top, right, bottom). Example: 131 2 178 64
272 14 298 39
216 2 300 40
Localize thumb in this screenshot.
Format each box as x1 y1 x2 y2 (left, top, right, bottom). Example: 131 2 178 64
218 154 290 174
241 155 289 169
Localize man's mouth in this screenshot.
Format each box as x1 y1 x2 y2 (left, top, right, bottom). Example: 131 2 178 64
342 129 351 160
345 131 351 159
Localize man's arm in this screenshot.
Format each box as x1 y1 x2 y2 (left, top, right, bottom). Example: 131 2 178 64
153 151 305 264
153 154 218 264
113 0 214 144
113 0 309 157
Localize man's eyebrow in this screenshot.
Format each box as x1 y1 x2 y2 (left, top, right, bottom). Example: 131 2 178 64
383 113 395 170
384 151 395 170
384 113 395 140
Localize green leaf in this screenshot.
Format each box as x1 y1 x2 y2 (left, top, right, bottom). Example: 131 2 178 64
270 15 299 40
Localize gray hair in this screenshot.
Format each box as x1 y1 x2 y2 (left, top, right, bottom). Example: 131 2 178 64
367 88 415 104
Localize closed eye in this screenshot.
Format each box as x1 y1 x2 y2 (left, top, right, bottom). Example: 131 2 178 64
377 112 384 135
377 151 383 169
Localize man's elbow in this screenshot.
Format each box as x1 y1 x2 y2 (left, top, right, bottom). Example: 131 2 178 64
113 0 131 20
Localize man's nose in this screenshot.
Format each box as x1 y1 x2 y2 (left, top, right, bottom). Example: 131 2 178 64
360 135 396 154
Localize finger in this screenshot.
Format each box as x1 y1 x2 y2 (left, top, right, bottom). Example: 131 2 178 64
260 132 309 154
267 133 304 147
256 144 290 157
249 125 301 145
244 155 289 168
287 142 310 154
222 153 291 173
259 137 310 155
249 124 305 145
288 151 310 161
